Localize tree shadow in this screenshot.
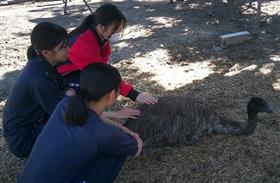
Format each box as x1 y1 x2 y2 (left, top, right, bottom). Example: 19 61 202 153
1 1 280 182
26 0 279 65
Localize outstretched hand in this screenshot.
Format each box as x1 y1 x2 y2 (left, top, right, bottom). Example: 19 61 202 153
135 93 158 105
113 109 141 119
102 109 141 120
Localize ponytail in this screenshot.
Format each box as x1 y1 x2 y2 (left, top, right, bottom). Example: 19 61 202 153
65 63 121 126
65 94 88 126
27 45 38 60
69 14 95 37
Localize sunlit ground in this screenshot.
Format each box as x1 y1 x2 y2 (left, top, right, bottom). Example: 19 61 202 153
224 64 258 77
127 48 215 90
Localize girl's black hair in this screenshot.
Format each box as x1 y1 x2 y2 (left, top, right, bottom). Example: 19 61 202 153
69 4 127 37
65 63 121 126
27 22 68 60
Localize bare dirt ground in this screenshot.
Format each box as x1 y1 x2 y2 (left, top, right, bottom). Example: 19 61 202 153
1 0 280 182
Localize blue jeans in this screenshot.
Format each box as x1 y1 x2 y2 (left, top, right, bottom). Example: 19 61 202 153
5 122 45 159
75 155 126 183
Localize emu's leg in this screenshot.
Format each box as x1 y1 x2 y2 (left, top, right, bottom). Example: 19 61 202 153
142 143 167 153
212 121 246 135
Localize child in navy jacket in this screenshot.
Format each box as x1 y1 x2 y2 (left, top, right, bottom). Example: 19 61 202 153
3 22 72 158
3 21 141 159
17 63 142 183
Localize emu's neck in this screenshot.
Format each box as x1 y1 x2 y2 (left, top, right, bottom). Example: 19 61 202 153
244 111 258 135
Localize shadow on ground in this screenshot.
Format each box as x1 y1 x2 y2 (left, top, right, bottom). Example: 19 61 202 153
0 0 280 182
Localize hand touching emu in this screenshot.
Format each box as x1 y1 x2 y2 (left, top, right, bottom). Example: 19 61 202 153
124 96 272 147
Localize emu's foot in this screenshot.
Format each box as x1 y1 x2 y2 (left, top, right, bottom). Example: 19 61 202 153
142 143 167 153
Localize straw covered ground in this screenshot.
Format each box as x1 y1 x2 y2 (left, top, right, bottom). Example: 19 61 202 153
0 0 280 182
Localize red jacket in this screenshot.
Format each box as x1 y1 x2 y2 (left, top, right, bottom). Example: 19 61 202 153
57 29 134 97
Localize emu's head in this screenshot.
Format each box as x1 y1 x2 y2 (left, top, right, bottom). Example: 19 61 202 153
247 97 273 115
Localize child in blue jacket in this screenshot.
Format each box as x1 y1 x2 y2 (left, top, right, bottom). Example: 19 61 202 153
17 63 143 183
3 22 140 159
3 22 71 158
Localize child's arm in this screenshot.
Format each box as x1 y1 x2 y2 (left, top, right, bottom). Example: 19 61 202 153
102 109 140 120
119 80 158 104
100 116 143 157
100 115 134 136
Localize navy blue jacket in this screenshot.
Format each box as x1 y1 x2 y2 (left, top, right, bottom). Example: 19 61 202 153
3 56 66 141
17 98 138 183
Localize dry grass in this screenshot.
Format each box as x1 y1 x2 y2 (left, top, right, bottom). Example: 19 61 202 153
1 0 280 182
114 39 280 183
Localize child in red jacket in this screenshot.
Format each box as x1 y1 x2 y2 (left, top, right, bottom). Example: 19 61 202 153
57 4 158 105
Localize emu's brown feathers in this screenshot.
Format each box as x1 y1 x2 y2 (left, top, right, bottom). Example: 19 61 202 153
124 96 271 146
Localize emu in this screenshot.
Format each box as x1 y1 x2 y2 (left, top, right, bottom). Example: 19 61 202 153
124 96 272 147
